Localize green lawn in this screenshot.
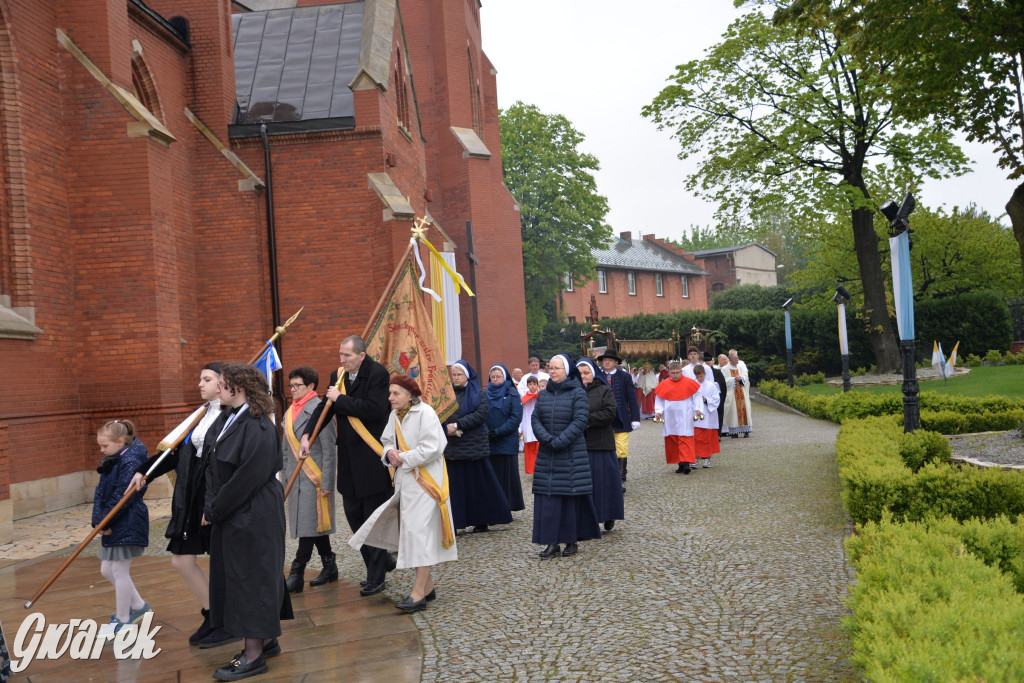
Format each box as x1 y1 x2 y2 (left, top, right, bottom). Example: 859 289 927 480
798 365 1024 400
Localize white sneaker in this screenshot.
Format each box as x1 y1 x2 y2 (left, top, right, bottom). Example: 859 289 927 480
702 460 711 468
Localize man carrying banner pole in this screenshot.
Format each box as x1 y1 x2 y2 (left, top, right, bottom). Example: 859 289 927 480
300 336 395 597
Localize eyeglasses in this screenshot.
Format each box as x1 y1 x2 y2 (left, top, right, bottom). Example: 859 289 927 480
288 383 306 390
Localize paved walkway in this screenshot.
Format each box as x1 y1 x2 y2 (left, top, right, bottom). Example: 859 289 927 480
1 403 855 681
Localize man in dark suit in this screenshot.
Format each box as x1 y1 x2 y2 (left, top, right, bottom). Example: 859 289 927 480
708 353 728 442
596 348 640 491
300 335 394 596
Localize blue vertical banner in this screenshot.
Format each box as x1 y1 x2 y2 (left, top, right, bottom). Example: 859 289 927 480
784 310 792 350
837 302 849 356
889 230 915 341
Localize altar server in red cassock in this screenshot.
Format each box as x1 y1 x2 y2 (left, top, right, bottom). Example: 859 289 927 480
654 360 702 475
692 365 721 468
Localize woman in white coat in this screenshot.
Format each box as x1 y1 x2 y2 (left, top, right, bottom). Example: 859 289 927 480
349 375 457 613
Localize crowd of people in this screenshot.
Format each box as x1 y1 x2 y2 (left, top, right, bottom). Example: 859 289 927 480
94 337 753 680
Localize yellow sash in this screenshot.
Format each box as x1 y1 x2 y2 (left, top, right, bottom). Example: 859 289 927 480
337 369 394 483
393 415 454 550
284 407 331 533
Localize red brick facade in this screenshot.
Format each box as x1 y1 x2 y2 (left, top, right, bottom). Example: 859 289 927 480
0 0 526 521
559 234 709 321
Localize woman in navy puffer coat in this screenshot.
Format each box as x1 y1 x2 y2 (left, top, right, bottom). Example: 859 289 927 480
530 354 601 559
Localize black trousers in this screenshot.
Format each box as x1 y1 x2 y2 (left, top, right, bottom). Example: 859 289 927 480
294 535 333 563
342 489 392 584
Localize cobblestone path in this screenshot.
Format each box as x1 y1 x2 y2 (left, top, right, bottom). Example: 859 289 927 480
397 403 850 681
137 402 854 681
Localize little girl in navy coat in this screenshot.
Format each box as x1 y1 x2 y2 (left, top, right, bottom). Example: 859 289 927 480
93 419 151 637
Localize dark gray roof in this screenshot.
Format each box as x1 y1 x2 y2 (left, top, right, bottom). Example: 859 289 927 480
690 242 778 258
594 237 707 275
231 3 363 135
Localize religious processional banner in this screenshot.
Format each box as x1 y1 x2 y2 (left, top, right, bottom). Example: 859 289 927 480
889 230 915 341
366 261 457 421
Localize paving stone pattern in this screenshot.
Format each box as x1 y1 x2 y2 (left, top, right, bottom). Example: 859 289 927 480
365 404 852 681
36 403 855 680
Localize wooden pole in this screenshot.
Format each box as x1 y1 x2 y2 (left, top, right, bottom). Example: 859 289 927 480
24 408 207 609
24 310 304 608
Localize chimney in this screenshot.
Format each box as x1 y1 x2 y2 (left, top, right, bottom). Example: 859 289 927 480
619 231 632 242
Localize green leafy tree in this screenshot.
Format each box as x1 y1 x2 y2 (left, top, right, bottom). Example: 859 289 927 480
791 200 1024 305
642 0 968 371
499 102 612 342
775 0 1024 281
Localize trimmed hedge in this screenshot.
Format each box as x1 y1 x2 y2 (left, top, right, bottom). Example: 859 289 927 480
534 290 1014 380
759 380 1024 428
845 517 1024 681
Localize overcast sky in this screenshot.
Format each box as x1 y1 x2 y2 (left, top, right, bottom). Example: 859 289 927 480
480 1 1017 243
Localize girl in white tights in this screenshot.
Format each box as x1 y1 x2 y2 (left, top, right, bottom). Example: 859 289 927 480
93 419 151 637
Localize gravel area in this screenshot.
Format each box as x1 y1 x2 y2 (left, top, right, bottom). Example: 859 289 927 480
949 430 1024 467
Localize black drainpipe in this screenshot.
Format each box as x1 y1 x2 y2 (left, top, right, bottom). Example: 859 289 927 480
260 123 284 407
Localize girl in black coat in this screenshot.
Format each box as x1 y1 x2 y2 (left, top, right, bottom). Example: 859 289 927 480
93 419 151 637
443 361 512 532
530 354 602 559
203 364 292 681
127 362 231 647
576 358 625 531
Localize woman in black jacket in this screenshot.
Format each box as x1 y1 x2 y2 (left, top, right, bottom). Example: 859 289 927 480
530 354 601 559
443 361 512 533
127 362 233 648
576 358 625 532
203 364 292 681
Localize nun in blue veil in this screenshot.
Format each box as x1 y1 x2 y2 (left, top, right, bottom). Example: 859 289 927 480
442 361 513 533
576 357 625 532
485 362 525 512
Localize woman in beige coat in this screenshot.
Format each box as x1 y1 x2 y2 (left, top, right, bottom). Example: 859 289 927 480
349 375 457 612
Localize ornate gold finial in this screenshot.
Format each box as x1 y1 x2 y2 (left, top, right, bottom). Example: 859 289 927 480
411 215 431 240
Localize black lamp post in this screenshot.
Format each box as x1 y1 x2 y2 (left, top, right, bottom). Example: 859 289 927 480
881 193 919 433
833 286 852 393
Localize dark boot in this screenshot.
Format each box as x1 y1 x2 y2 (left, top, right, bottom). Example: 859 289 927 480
189 608 213 645
285 560 305 594
309 552 338 587
619 458 627 482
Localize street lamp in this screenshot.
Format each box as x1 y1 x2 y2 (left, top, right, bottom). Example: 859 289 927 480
832 286 851 392
881 193 919 433
782 298 794 387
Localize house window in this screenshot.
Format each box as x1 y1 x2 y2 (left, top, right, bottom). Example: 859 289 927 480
567 316 576 323
628 271 636 296
655 273 663 297
597 269 607 293
564 273 573 292
711 282 725 292
682 276 690 298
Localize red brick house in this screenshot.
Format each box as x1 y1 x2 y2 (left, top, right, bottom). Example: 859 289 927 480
559 232 709 322
0 0 526 539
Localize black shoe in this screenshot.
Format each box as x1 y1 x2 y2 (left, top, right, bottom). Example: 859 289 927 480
310 553 338 587
562 542 578 556
404 589 436 602
285 559 305 594
604 520 615 531
395 595 427 612
676 464 686 473
743 432 749 438
539 544 561 560
473 525 490 533
233 638 281 661
199 627 240 649
731 433 739 438
682 462 691 474
360 580 386 596
213 653 268 681
386 553 398 573
189 608 213 645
